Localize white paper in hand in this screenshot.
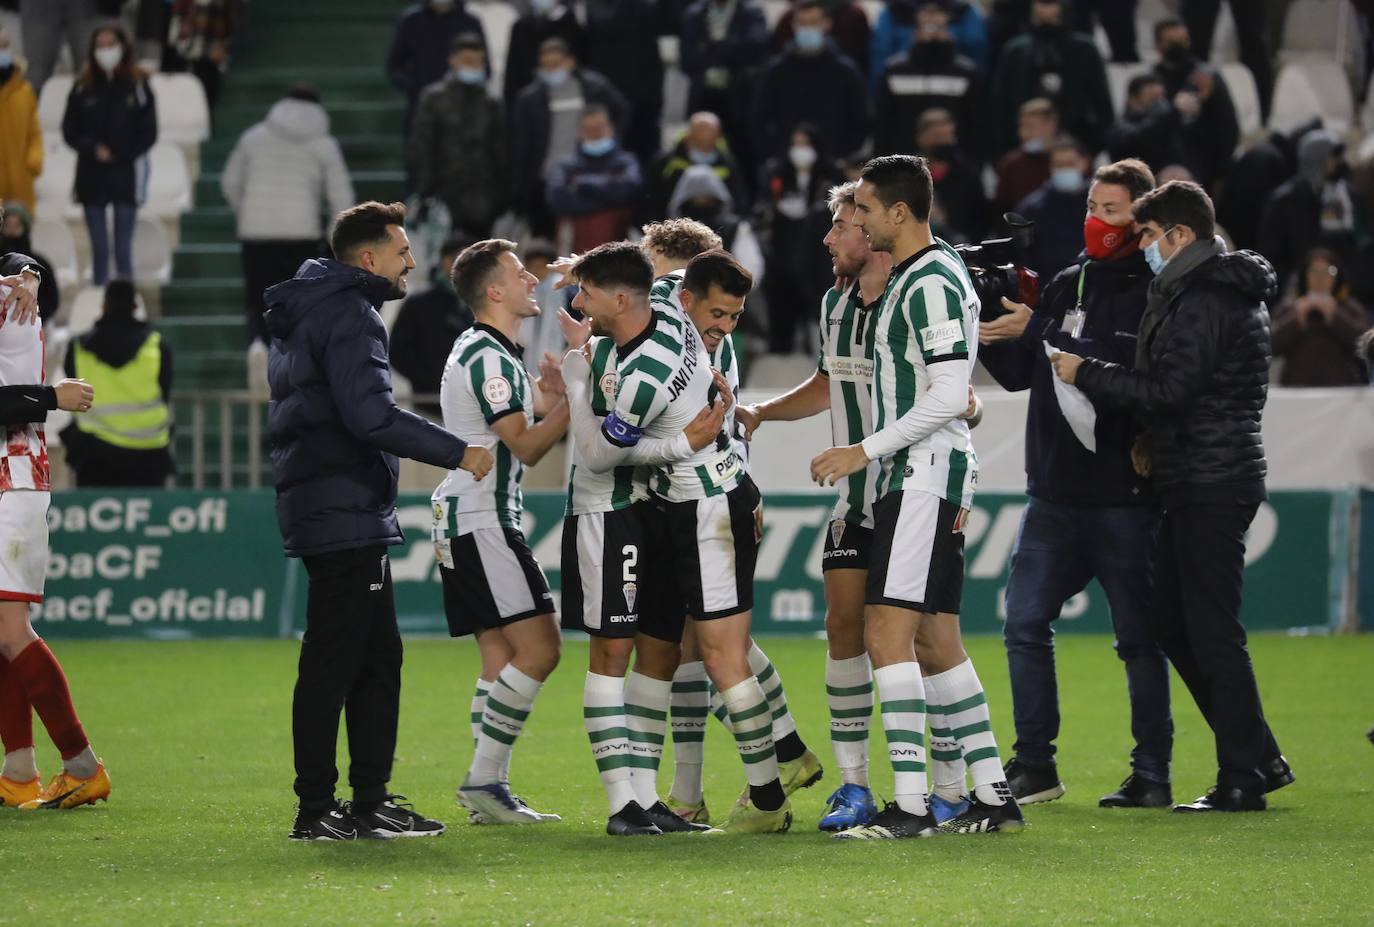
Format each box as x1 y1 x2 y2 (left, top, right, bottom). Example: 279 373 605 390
1044 342 1097 453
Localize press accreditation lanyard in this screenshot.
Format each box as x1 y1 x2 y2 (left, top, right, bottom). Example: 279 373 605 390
1060 260 1090 339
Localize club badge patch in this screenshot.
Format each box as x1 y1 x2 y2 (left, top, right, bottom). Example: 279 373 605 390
483 376 512 404
622 581 638 613
599 372 618 402
830 519 845 548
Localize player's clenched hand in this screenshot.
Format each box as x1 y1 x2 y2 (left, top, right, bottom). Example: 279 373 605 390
735 403 760 439
710 368 734 409
558 307 592 349
810 444 869 486
55 378 94 412
1131 436 1152 478
460 445 494 481
685 400 726 451
0 274 39 325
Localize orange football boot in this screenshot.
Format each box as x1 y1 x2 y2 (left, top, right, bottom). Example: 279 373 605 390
18 762 111 810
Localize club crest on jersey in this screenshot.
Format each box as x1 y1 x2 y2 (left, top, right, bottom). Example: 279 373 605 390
483 376 513 404
622 581 638 612
599 372 618 402
830 519 845 548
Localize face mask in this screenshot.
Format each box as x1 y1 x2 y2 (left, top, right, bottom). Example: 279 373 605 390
1050 167 1083 194
1144 226 1176 275
0 51 13 69
789 145 817 170
455 67 486 85
582 136 615 157
794 27 824 52
531 0 557 13
688 148 716 165
1021 137 1047 155
1162 43 1194 68
539 66 569 87
94 46 123 74
1082 214 1133 260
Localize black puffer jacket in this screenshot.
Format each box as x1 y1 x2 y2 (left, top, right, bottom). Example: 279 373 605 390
1076 249 1276 505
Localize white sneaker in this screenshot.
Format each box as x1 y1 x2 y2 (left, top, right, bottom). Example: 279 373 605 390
456 782 556 824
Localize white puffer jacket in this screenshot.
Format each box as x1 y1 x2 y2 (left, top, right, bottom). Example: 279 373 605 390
221 98 355 241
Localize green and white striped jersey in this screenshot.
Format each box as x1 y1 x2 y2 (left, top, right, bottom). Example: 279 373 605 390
431 323 532 537
869 240 979 509
819 281 882 527
615 300 742 502
565 336 650 516
710 332 749 466
649 268 685 305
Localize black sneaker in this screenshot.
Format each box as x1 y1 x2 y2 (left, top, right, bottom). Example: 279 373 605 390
1263 755 1295 794
355 795 446 838
644 800 715 833
832 801 937 840
607 802 663 836
1004 757 1065 804
1173 785 1266 813
939 787 1026 835
1099 774 1172 809
289 802 370 841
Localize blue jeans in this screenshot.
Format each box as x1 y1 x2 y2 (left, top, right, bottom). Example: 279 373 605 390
1002 498 1173 782
83 202 137 284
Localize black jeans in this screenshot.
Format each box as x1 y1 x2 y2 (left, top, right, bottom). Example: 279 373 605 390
1152 502 1281 793
241 239 324 344
1002 499 1173 781
1070 0 1139 62
292 546 402 814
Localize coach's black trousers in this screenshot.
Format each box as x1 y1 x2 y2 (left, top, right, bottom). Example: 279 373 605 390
292 545 402 814
1150 502 1280 794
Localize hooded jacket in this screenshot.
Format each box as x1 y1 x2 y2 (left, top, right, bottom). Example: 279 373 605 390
221 98 355 242
990 24 1113 155
0 61 42 212
265 259 468 558
750 40 869 165
1258 129 1352 295
1076 247 1276 505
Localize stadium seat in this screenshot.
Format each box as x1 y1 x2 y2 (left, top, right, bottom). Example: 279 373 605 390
1279 0 1343 60
34 142 77 218
37 74 73 136
133 215 172 284
149 73 210 146
761 0 788 29
1269 60 1353 135
66 286 105 334
1219 63 1263 141
29 216 80 290
1267 63 1325 135
140 143 193 218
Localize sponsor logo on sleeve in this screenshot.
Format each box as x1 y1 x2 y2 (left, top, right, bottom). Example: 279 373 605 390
920 320 964 352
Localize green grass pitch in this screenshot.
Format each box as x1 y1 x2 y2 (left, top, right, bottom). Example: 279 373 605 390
4 633 1371 926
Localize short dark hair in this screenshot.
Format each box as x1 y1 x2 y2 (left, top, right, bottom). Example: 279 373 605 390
572 240 653 295
1050 135 1089 159
641 218 723 262
539 36 572 57
286 83 321 103
581 103 611 124
451 32 484 54
860 155 934 223
103 279 138 317
1093 158 1156 201
1153 17 1186 45
683 249 752 300
794 0 828 17
451 239 518 311
330 201 407 262
1131 180 1215 239
1127 72 1163 99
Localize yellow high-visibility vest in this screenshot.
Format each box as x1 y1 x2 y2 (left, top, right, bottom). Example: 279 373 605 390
73 332 170 450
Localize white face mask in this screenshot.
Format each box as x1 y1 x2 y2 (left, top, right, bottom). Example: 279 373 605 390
789 145 817 171
94 46 123 74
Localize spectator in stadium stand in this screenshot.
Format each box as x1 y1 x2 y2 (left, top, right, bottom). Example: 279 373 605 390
978 158 1171 811
985 0 1030 72
869 0 989 95
1052 180 1293 815
221 85 355 346
1259 129 1365 298
409 33 508 240
756 122 844 354
1068 0 1138 63
915 108 989 242
60 279 174 489
0 203 58 322
641 110 749 224
666 164 766 284
1106 73 1187 177
161 0 236 109
582 0 668 166
1151 18 1239 191
990 0 1113 156
773 0 872 80
386 0 487 126
19 0 121 95
679 0 770 185
1015 136 1093 283
502 0 584 108
749 0 869 168
0 27 41 214
994 97 1056 213
545 104 642 254
390 236 474 418
873 1 986 160
1270 248 1372 387
62 23 157 287
510 37 629 238
1180 0 1274 121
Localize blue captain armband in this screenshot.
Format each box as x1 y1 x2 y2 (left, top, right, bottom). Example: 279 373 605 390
602 412 643 447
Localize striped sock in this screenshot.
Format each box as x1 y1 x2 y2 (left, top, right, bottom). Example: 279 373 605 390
923 669 968 802
469 678 491 745
623 671 670 810
584 672 635 816
748 642 806 762
874 662 928 816
719 678 783 811
668 661 709 806
709 685 730 728
927 660 1006 806
826 654 872 787
468 664 541 786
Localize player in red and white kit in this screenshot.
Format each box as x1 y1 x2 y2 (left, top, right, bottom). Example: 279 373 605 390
0 264 110 810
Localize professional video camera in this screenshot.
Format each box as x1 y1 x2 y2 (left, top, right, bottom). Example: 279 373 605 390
952 213 1040 321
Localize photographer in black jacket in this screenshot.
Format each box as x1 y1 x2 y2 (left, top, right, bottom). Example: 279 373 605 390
1052 180 1293 813
980 159 1173 810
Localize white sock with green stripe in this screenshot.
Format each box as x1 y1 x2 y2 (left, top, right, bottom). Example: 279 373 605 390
623 671 670 809
826 654 872 787
874 662 928 816
719 678 784 810
468 664 542 786
583 672 636 816
924 669 968 802
668 661 709 806
709 686 730 728
470 678 491 745
925 660 1005 806
747 641 797 741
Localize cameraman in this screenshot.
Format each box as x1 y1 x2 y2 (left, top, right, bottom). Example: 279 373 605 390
978 159 1174 810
